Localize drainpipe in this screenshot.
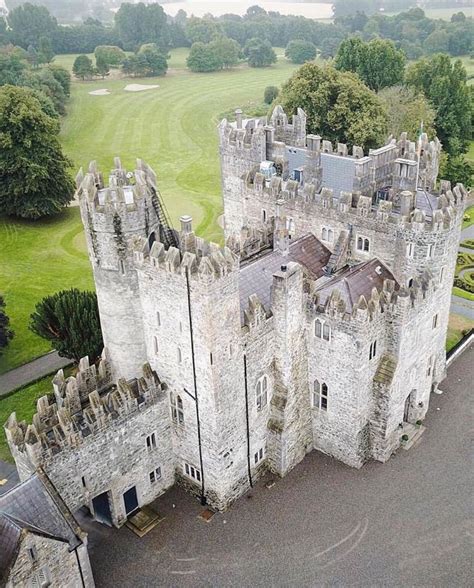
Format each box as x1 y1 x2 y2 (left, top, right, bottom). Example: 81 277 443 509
243 352 253 488
185 266 206 505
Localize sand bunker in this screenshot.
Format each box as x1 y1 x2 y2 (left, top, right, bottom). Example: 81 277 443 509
89 89 110 96
124 84 160 92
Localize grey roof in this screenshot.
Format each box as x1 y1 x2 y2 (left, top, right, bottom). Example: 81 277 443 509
315 259 398 312
320 152 356 198
415 189 438 221
0 472 82 582
239 234 331 322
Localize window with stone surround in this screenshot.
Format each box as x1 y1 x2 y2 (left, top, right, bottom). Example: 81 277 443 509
256 375 268 411
427 355 434 377
254 447 264 465
322 226 334 243
149 467 162 484
427 243 434 259
170 393 184 425
369 340 377 360
312 380 328 411
146 432 157 450
156 311 161 326
356 235 370 253
314 319 331 341
432 314 438 329
262 209 267 223
184 462 201 482
153 336 159 355
406 242 415 258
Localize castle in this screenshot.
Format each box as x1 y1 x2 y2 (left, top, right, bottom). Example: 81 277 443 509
5 107 466 529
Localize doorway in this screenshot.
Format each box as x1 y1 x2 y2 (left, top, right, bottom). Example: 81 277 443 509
92 492 112 526
123 486 139 516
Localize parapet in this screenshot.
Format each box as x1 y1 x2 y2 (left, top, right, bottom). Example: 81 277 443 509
5 356 165 466
134 216 239 285
76 158 159 217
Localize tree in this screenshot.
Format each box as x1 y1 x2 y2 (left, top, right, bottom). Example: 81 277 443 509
47 64 71 98
378 85 436 140
209 36 240 69
30 289 103 364
0 295 13 356
94 45 126 68
439 154 473 187
95 54 110 79
8 3 58 49
72 54 95 80
244 38 276 68
38 36 54 64
405 55 472 155
264 85 279 105
278 63 387 149
0 85 74 219
423 29 449 55
138 43 168 76
185 17 222 44
335 38 406 92
285 40 317 64
186 42 221 72
115 2 169 51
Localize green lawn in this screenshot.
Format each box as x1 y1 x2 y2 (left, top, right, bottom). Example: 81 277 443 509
0 376 54 462
0 49 300 374
0 208 93 374
463 205 474 229
467 141 474 163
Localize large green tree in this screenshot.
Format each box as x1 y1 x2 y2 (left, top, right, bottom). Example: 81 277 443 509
405 54 472 155
278 63 388 149
94 45 126 68
72 54 95 80
244 38 276 68
0 295 13 356
114 2 169 51
335 37 406 92
378 85 436 141
0 85 74 219
8 2 58 49
285 39 317 64
30 289 103 364
186 42 221 73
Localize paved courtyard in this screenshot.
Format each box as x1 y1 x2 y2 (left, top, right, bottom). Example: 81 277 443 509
80 344 473 587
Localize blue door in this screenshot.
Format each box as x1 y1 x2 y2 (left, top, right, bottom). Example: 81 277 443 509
123 486 138 516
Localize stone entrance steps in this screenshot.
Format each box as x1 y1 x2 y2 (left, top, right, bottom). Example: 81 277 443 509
401 423 426 451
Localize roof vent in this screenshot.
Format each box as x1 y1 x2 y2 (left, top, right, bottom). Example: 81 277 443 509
375 266 382 275
281 265 287 272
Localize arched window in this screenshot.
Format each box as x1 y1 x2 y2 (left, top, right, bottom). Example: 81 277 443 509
312 380 328 411
256 375 268 411
322 227 328 241
171 392 184 425
356 236 370 253
328 229 334 243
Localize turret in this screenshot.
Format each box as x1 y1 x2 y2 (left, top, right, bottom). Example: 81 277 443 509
77 158 164 380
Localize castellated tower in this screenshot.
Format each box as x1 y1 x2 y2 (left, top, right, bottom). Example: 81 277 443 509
77 158 164 381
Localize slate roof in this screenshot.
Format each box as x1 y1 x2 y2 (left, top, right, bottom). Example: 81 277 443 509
315 259 398 312
0 472 82 583
239 234 331 322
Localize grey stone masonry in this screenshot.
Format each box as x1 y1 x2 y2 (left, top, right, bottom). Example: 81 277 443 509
5 107 467 520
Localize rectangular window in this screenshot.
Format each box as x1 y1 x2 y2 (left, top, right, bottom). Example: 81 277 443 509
427 244 434 259
254 447 264 465
156 311 161 326
146 432 156 450
439 267 445 284
28 547 37 562
149 467 162 484
262 209 267 223
153 336 159 355
427 355 434 377
81 476 87 488
369 340 377 360
119 259 125 275
406 243 415 258
432 314 438 329
321 226 334 243
183 462 201 482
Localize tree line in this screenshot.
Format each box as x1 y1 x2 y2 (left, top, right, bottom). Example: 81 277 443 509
1 3 473 60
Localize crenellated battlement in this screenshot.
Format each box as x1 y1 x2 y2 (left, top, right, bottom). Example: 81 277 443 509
4 353 166 465
134 224 239 285
243 167 467 233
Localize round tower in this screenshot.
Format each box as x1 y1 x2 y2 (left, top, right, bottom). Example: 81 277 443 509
77 157 162 381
